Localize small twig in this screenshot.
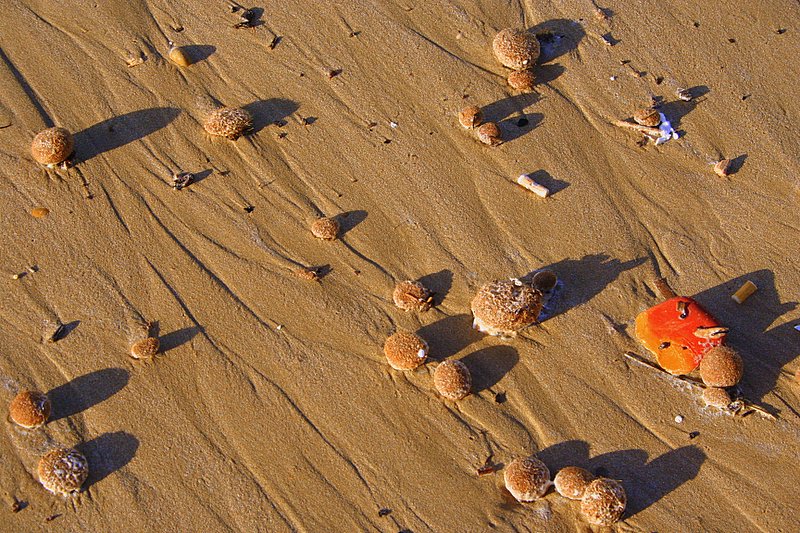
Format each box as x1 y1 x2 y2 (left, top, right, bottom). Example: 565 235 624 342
623 351 704 388
613 120 662 138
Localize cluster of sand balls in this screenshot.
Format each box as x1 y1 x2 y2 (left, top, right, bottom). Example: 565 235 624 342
504 455 627 526
698 345 745 409
8 390 90 495
385 280 472 400
456 28 540 147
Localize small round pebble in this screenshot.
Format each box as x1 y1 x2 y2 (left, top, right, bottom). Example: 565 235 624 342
702 387 732 408
31 207 50 218
384 331 428 370
392 280 433 312
458 106 483 129
554 466 595 500
493 29 540 70
38 448 89 495
674 414 684 423
476 122 502 146
507 69 536 91
699 345 744 387
633 108 661 127
504 455 551 502
310 217 341 240
130 337 160 359
294 267 320 281
31 127 74 166
580 478 626 526
433 360 471 400
9 390 51 428
203 107 253 140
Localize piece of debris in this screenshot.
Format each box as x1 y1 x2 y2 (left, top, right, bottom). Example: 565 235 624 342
268 35 280 49
674 415 684 423
327 68 342 78
125 51 146 67
234 8 258 28
676 87 693 101
713 159 732 177
47 323 67 343
45 514 62 522
516 174 550 198
378 508 392 517
731 280 757 303
172 171 193 190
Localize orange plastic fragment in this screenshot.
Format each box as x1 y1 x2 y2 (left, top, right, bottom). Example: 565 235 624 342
634 297 726 375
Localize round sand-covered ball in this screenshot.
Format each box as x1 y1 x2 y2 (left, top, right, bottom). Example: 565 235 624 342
38 448 89 495
384 331 428 370
476 122 502 146
130 337 160 359
702 387 732 408
581 478 626 526
433 360 471 400
310 217 340 240
459 106 483 129
392 280 433 312
493 29 540 70
508 69 536 91
203 107 253 140
31 127 74 166
699 345 744 387
504 455 551 502
554 466 595 500
471 279 543 337
9 390 51 429
633 108 661 127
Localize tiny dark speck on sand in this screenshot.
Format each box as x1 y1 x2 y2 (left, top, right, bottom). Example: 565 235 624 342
378 508 392 517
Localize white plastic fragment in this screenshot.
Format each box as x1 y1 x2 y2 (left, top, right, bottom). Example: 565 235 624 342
517 174 550 198
654 113 679 145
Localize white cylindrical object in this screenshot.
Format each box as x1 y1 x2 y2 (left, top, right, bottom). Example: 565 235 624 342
517 174 549 198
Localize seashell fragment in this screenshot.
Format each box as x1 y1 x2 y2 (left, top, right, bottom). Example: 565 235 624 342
714 159 732 177
168 43 192 67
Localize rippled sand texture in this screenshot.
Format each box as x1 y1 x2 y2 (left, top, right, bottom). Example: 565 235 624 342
1 0 799 531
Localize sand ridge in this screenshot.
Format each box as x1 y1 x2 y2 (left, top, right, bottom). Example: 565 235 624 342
1 0 799 531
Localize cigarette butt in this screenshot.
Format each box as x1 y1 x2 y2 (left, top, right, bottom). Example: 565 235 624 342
731 280 757 304
516 174 549 198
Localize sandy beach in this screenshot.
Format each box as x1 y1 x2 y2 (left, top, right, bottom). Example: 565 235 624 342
2 0 799 531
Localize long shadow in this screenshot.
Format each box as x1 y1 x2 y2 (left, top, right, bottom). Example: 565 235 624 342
482 93 539 125
535 440 705 519
690 270 797 405
160 326 202 352
417 314 482 361
181 44 215 64
461 345 518 392
338 210 367 235
75 108 180 163
48 368 129 421
591 445 706 518
418 269 454 306
499 112 543 143
529 19 586 63
244 98 299 134
77 432 139 490
529 254 646 319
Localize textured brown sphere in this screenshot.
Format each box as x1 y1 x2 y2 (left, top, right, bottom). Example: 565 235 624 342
493 29 540 70
130 337 160 359
31 127 74 166
507 69 536 91
581 478 626 526
203 107 253 140
554 466 595 500
38 448 89 495
9 390 51 428
459 106 483 129
504 455 551 502
433 360 472 400
310 217 340 240
393 280 433 312
471 279 543 337
633 108 661 127
476 122 503 146
702 387 732 408
384 331 428 370
699 346 744 387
